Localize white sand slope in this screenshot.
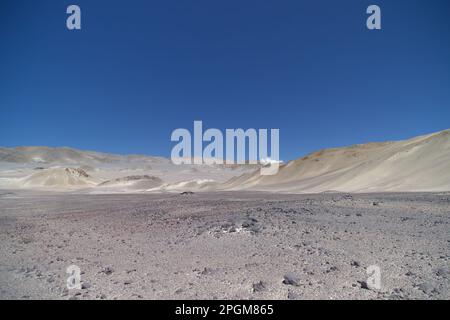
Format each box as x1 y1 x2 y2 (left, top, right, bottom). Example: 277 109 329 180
221 129 450 193
22 168 99 190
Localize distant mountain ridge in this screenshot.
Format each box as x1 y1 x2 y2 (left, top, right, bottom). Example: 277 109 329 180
1 129 450 193
0 146 167 165
0 146 253 192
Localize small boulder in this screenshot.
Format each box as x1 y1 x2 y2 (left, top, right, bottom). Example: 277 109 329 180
282 274 300 286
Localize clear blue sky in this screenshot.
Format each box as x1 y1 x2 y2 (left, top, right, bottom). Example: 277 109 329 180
1 0 449 160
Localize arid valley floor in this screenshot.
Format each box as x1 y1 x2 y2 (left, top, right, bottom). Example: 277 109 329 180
1 191 449 300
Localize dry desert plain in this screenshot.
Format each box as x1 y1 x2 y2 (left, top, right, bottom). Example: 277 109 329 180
0 190 449 300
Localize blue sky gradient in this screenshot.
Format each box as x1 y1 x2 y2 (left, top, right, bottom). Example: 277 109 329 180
1 0 449 160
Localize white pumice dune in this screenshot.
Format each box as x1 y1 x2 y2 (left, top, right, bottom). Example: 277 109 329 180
222 129 450 193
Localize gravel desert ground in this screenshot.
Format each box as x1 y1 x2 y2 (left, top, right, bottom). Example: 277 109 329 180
1 190 449 300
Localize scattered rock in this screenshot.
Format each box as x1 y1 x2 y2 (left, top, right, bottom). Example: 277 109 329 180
174 288 183 294
81 282 91 290
241 218 260 234
325 266 339 273
342 194 353 200
415 282 436 295
65 167 90 178
100 267 114 275
350 260 360 268
282 274 300 286
287 289 301 299
357 280 370 290
200 267 214 276
436 267 450 278
252 281 266 293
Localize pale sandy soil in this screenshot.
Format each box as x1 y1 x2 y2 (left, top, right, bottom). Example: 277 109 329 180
1 190 449 300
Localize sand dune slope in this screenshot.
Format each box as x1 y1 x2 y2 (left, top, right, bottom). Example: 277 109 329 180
222 129 450 193
1 130 449 193
22 168 99 189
